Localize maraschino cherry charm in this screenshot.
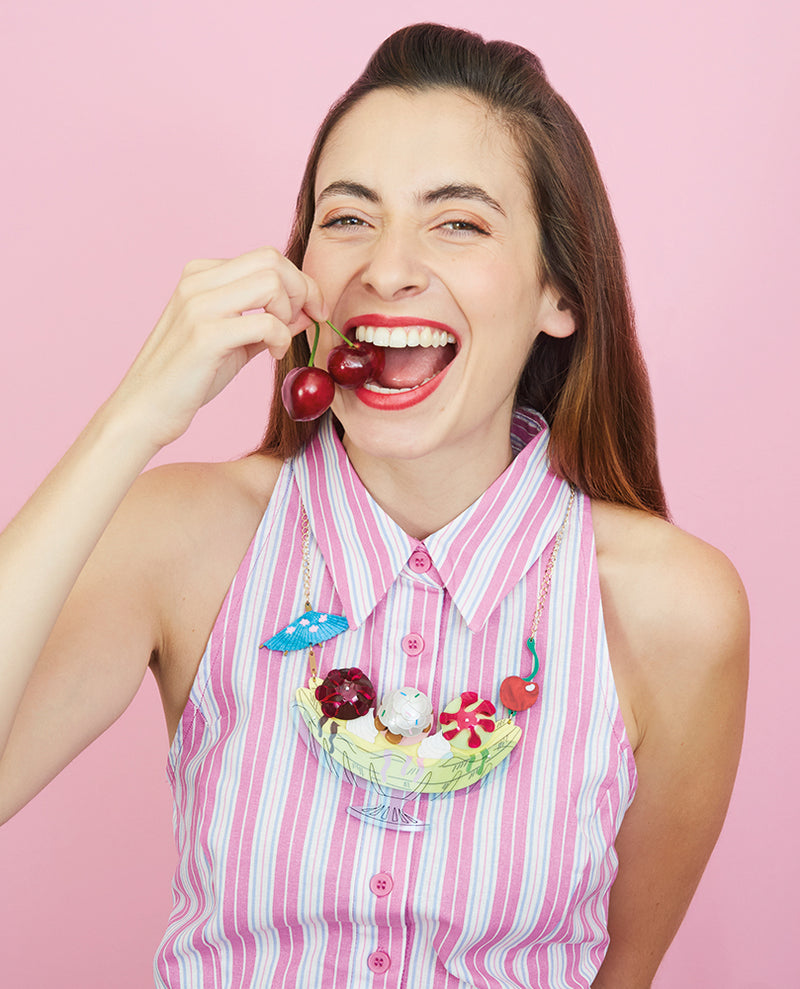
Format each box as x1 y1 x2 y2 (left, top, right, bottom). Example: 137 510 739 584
499 639 541 713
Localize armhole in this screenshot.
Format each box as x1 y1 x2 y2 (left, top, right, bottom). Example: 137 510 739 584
166 460 295 781
582 493 639 807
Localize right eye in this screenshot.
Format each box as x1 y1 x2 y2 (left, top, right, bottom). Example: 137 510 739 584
320 215 367 228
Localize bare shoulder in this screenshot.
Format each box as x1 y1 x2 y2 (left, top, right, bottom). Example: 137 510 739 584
590 500 749 747
128 452 283 525
106 452 283 599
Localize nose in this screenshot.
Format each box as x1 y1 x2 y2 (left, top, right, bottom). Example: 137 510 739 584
360 225 429 300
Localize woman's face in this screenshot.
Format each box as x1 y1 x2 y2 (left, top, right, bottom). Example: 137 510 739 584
302 87 573 464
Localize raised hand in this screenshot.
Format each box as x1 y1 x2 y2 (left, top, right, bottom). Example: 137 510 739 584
110 247 327 450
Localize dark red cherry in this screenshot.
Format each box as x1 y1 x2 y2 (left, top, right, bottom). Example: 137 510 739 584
327 342 385 389
281 366 335 421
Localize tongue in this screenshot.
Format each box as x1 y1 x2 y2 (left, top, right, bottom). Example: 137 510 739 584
376 344 455 389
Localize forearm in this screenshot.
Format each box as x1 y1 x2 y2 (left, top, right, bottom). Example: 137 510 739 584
0 397 159 753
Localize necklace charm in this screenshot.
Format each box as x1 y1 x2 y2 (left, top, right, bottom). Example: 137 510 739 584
499 639 541 712
295 674 521 800
261 610 348 652
375 688 434 744
440 692 497 748
315 667 376 718
499 675 539 712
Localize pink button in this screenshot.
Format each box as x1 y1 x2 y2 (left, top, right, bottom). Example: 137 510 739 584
409 548 432 573
369 872 393 897
402 633 424 656
367 949 391 974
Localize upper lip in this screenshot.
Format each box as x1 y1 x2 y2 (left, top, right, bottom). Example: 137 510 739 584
342 314 460 342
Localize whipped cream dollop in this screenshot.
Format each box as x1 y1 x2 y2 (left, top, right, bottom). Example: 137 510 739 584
417 732 452 760
345 712 379 744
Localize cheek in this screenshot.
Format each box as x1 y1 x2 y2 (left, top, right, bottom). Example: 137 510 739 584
302 242 352 310
301 232 336 277
300 239 322 280
466 261 538 338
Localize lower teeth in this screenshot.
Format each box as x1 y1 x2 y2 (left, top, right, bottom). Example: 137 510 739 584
363 376 434 395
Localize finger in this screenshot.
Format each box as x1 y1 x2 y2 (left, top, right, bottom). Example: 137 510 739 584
181 258 226 279
197 266 320 329
220 311 296 361
298 271 328 323
181 247 294 296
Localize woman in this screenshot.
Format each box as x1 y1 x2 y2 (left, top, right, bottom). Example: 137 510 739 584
0 23 747 989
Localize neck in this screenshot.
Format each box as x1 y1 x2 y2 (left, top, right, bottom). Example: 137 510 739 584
342 426 515 540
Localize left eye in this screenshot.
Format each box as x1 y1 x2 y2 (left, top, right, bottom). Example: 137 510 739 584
440 220 488 235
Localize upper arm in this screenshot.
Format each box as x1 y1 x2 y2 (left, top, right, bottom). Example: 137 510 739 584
0 455 280 825
0 470 173 823
593 507 749 986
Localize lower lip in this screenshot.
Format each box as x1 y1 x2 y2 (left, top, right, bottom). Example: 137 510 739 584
354 365 450 411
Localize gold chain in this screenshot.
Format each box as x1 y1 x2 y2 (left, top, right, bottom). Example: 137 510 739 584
301 504 312 611
528 485 576 642
300 504 318 680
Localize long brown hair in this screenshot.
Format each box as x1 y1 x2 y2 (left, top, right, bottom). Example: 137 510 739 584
258 23 668 519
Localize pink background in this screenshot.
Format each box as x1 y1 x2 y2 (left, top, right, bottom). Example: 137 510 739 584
1 1 796 985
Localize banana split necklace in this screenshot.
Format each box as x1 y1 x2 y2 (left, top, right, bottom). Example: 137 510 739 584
262 487 575 830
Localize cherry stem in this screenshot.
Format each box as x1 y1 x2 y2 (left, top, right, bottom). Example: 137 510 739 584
326 319 355 348
308 322 321 367
524 638 541 679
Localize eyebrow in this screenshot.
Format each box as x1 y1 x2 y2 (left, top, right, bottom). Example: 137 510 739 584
315 180 506 216
422 183 506 216
316 181 379 206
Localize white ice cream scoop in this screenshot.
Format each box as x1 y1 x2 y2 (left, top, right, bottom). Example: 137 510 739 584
375 687 434 744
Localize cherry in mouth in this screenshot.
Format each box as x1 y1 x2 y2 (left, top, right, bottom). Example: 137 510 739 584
327 341 385 389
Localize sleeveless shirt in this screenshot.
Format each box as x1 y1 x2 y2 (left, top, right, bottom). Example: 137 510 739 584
154 409 637 988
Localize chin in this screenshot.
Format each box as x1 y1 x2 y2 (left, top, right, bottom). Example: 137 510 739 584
332 375 516 466
333 400 446 464
341 420 440 464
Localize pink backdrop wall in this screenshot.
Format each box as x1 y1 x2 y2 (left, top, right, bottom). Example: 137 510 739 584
1 1 796 985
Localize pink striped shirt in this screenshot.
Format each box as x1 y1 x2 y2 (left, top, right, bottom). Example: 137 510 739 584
154 410 637 988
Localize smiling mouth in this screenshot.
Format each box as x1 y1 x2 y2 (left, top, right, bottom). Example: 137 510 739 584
352 324 458 392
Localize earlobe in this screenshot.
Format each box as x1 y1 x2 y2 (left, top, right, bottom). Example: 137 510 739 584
540 292 577 340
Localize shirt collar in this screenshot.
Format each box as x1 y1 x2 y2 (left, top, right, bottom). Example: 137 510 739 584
292 410 574 633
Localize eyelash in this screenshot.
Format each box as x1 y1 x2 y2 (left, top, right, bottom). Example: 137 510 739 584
440 220 489 236
319 215 489 236
320 215 366 228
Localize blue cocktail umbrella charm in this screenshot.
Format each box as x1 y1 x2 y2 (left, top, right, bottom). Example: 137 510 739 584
262 610 349 652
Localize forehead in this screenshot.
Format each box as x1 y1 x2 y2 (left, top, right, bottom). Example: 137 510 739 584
316 87 530 207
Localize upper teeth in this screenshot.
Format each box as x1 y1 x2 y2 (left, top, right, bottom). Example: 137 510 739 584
354 325 456 348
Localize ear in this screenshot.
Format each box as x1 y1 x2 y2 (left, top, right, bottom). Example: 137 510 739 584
539 290 577 340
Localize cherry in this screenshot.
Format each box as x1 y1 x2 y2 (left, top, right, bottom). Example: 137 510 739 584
281 366 335 421
280 320 336 421
280 320 384 421
327 341 385 389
